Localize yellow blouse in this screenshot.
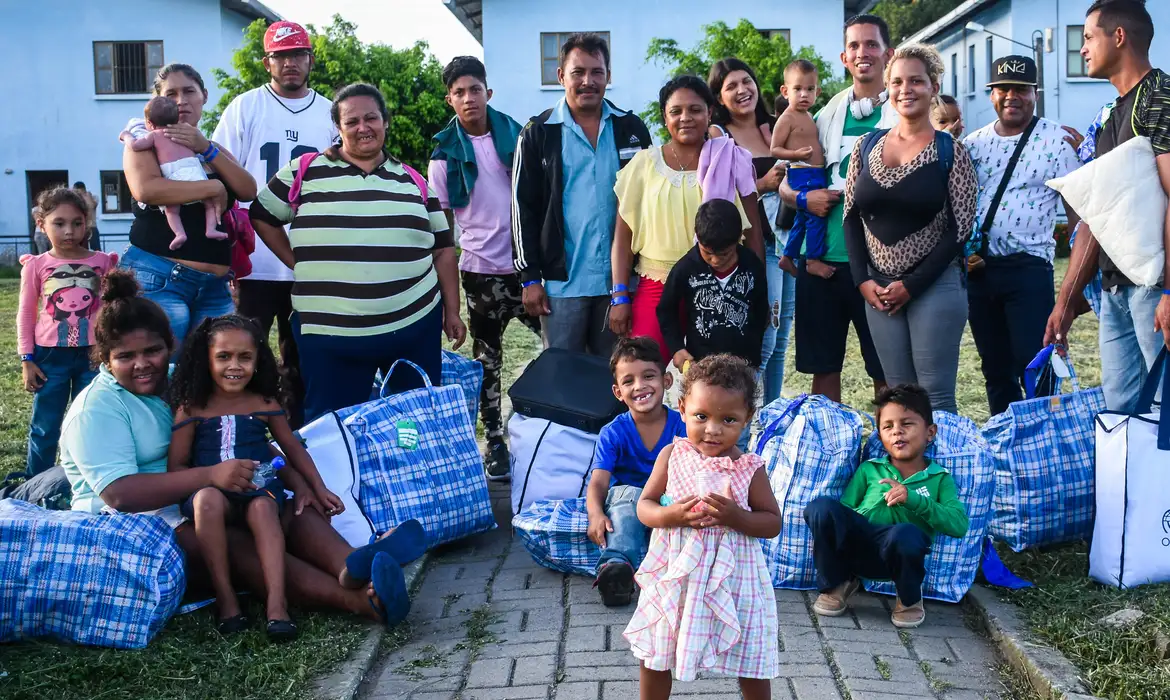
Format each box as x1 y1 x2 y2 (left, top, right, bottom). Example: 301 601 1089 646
614 147 750 283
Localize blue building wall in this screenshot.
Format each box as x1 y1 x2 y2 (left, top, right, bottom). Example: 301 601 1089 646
924 0 1170 137
480 0 847 129
0 0 255 250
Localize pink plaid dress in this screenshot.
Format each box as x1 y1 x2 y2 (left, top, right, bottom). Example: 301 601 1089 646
623 438 779 681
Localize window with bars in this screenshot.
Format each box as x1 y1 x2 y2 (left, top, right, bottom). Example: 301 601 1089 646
1067 25 1088 77
99 171 134 214
540 32 610 85
94 41 164 95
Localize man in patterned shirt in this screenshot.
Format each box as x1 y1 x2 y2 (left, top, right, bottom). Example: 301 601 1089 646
964 56 1081 415
1046 0 1170 413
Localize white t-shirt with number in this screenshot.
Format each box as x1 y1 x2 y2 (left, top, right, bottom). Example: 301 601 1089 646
212 85 337 281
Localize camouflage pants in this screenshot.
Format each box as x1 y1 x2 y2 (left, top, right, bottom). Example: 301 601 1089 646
462 271 541 443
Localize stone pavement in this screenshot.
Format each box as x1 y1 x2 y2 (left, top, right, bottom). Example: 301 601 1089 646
360 483 1008 700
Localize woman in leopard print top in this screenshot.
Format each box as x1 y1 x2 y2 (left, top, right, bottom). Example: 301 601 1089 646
842 44 977 413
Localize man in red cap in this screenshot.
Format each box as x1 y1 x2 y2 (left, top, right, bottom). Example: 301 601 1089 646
213 20 336 428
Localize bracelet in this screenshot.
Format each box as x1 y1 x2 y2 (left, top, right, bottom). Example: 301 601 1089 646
19 353 34 362
796 191 808 211
202 145 220 163
201 143 217 159
610 295 630 306
610 283 629 294
1163 289 1170 296
521 280 541 289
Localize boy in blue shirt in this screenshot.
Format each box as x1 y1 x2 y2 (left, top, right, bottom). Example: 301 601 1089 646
587 336 687 606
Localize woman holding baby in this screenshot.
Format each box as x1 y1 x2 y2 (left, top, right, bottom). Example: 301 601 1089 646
120 63 256 347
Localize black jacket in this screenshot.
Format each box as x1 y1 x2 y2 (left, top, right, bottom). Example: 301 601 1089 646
511 100 652 283
657 245 769 367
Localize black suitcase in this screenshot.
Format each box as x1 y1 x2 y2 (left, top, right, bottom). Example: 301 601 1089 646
508 348 624 434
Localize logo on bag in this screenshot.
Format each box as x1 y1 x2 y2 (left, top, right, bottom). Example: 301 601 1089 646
1162 510 1170 547
396 419 419 450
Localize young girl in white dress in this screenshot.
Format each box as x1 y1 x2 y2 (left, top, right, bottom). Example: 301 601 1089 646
624 354 781 699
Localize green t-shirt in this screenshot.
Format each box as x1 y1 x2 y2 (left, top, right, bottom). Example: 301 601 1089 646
808 109 884 263
840 456 970 540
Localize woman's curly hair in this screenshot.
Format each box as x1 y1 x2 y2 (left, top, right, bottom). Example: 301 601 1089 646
168 314 285 411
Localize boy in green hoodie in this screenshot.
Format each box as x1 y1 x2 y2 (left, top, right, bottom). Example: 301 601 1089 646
804 384 969 629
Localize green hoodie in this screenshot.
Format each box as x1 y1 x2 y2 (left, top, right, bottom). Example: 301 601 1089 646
841 457 969 539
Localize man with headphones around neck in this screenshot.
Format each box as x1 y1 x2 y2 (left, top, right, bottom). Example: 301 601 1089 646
779 13 896 403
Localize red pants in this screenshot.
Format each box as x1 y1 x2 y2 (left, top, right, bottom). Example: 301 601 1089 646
631 277 673 364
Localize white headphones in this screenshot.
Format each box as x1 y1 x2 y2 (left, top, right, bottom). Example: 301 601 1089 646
849 89 889 120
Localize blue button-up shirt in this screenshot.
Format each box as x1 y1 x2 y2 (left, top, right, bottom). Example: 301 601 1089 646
545 98 622 298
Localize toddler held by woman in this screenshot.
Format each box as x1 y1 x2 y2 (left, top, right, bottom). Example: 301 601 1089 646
624 354 781 698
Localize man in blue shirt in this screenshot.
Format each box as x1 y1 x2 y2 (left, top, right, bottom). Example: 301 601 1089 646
512 33 652 356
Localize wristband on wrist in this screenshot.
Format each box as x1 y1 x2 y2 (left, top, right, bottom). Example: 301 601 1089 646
610 283 629 294
610 295 631 306
201 143 217 159
203 145 220 163
521 280 541 289
1163 288 1170 295
796 191 808 211
20 353 34 362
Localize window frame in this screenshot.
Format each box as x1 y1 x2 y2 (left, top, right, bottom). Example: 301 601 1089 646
986 37 994 89
93 40 164 95
951 53 958 96
759 29 792 44
99 171 134 215
539 31 611 86
1067 25 1088 78
968 44 977 95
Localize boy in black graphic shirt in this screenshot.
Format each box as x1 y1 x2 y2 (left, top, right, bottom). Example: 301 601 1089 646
1046 0 1170 413
658 199 768 374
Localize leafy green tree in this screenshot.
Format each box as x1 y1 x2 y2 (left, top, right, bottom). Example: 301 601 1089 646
642 19 849 135
871 0 966 45
203 16 449 168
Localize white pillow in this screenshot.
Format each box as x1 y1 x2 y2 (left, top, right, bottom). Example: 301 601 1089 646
1046 136 1166 287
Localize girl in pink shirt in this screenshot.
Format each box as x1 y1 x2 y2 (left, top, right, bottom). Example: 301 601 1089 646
18 187 117 475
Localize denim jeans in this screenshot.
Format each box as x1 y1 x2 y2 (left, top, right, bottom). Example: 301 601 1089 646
1099 285 1164 413
541 295 616 357
804 496 931 606
865 263 968 413
120 245 234 351
759 238 797 405
598 484 649 569
967 254 1055 415
26 346 97 476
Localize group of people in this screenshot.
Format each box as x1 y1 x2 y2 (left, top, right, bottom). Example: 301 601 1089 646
7 0 1170 692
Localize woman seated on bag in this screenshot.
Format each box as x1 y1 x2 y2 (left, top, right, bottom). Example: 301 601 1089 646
58 271 421 629
120 63 256 349
249 82 466 423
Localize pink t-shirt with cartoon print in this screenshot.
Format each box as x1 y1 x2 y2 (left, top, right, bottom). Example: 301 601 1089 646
17 251 118 354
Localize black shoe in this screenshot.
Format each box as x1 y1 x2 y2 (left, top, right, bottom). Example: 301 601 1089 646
593 561 635 607
216 613 250 636
266 618 298 643
484 441 511 482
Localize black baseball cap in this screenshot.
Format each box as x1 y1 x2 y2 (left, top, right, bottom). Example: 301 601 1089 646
987 55 1037 88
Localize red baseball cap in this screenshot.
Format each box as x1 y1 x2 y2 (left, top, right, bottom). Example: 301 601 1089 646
264 21 311 54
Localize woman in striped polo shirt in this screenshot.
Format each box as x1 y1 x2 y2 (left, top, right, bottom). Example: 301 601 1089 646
250 83 466 423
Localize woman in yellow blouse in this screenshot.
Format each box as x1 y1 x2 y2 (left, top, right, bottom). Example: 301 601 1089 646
608 75 761 360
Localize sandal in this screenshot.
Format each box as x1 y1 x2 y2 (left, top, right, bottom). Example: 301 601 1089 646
368 552 410 628
266 618 298 643
217 613 250 636
343 519 427 583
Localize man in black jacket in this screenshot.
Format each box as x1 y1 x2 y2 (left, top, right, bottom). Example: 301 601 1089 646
511 33 652 356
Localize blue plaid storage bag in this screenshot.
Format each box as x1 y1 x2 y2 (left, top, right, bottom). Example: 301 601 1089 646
354 360 495 548
512 497 600 577
755 394 866 589
0 499 185 649
984 346 1104 551
861 412 995 603
441 349 483 428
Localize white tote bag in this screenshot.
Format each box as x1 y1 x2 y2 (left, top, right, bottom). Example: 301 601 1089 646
296 411 376 548
509 413 599 516
1089 348 1170 588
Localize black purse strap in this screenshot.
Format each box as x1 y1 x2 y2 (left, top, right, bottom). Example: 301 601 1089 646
979 116 1039 255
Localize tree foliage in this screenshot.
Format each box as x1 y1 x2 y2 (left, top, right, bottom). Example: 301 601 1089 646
642 19 849 136
870 0 966 45
203 16 449 168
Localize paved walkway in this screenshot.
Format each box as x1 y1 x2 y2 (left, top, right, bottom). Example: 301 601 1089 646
360 483 1008 700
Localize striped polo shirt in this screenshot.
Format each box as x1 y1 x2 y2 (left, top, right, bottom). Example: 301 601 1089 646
251 152 454 337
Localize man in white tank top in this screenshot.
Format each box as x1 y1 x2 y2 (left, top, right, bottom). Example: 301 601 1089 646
212 20 337 428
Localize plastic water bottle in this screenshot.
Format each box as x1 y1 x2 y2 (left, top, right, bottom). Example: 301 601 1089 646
251 456 285 489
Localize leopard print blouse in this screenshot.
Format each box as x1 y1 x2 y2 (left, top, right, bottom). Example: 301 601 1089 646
842 132 978 296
